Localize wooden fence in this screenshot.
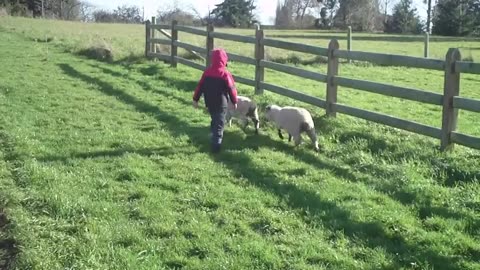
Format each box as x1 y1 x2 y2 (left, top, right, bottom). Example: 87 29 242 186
145 19 480 152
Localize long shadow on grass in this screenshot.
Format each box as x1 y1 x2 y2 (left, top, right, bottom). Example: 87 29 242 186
56 62 473 269
88 62 480 231
87 63 193 108
39 146 188 163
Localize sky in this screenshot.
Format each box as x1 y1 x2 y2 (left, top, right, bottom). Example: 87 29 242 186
94 0 428 25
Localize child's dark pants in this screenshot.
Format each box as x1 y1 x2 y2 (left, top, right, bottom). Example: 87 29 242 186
209 107 227 152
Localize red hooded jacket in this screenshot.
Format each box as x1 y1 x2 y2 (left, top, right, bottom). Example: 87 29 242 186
193 48 238 110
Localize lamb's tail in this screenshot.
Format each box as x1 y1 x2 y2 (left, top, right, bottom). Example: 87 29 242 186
300 122 319 152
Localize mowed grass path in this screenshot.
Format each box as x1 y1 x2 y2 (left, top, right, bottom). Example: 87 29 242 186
0 30 479 269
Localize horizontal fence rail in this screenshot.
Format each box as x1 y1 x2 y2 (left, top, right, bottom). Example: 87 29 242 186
453 97 480 113
455 61 480 74
173 25 207 36
149 38 171 45
233 75 256 87
145 20 480 152
334 76 444 105
174 56 205 71
209 31 257 44
260 82 327 109
150 24 170 30
173 41 207 54
260 60 328 83
262 38 329 56
451 132 480 150
334 50 445 70
228 53 257 65
334 103 442 139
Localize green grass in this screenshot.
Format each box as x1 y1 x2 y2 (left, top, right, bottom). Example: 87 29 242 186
0 17 480 270
1 16 479 62
1 16 478 138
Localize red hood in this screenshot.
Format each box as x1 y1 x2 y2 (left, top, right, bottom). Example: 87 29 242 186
210 48 228 68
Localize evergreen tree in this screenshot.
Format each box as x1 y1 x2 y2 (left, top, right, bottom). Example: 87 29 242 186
385 0 423 34
211 0 256 27
465 0 480 36
431 0 479 36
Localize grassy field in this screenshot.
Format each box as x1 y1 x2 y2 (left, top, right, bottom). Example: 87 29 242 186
0 16 480 270
1 16 480 61
1 16 479 138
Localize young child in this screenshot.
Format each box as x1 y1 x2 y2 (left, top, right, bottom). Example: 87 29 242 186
192 48 238 153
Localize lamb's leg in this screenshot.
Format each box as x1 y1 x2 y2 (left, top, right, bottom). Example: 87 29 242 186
278 129 284 140
294 134 302 147
250 110 260 134
252 117 260 134
306 128 320 152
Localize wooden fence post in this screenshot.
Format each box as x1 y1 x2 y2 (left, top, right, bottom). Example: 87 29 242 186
171 20 178 67
347 26 352 63
326 39 340 117
150 16 156 56
424 32 429 58
255 24 265 95
440 48 461 151
206 23 214 68
145 20 151 58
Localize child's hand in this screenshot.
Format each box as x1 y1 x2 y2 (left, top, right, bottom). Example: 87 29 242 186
192 101 199 109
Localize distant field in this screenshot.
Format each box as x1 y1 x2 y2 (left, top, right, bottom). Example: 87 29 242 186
0 16 479 270
1 16 479 61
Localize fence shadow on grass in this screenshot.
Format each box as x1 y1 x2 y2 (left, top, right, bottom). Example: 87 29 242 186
54 62 476 269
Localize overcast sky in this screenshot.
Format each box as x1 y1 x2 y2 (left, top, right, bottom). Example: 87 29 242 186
94 0 428 25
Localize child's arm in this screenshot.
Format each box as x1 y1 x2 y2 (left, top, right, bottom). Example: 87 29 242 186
193 73 206 103
225 72 238 105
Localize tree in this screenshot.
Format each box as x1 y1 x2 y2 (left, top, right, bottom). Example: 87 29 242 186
274 0 324 28
465 0 480 36
0 0 82 19
157 8 198 25
275 0 293 28
210 0 257 27
113 5 142 23
385 0 423 34
316 6 329 28
381 0 396 23
79 1 93 22
432 0 469 36
323 0 339 27
92 5 142 24
424 0 433 33
334 0 382 31
92 9 116 23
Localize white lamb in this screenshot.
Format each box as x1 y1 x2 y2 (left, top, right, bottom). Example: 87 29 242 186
265 104 320 152
226 96 260 134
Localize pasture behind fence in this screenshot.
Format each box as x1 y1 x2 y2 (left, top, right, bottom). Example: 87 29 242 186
145 18 480 152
